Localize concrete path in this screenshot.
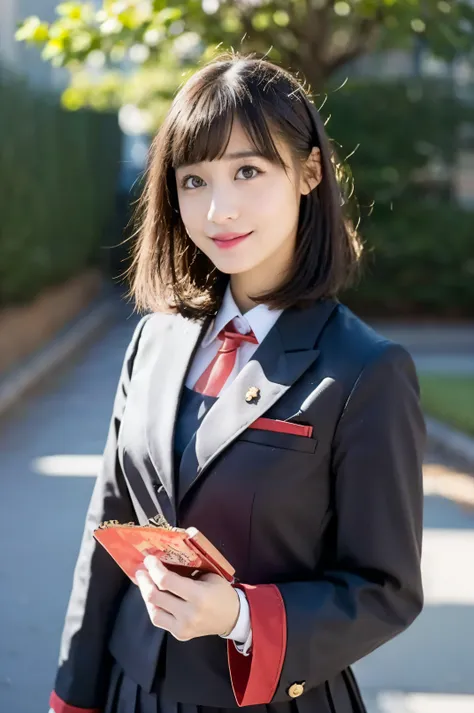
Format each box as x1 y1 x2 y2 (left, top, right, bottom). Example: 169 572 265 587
0 310 473 713
357 446 474 713
0 303 139 713
368 322 474 375
367 323 474 355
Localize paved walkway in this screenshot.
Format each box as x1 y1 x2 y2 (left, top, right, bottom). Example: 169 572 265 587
358 446 474 713
0 311 473 713
367 322 474 354
368 322 474 376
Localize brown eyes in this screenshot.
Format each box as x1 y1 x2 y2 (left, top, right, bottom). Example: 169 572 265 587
181 175 204 190
179 165 263 190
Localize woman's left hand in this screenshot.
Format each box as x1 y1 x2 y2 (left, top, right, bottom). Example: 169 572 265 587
135 555 240 641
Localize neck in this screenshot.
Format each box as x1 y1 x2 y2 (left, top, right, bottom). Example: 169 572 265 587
228 277 258 314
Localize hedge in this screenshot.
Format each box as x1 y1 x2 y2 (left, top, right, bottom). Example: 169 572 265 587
326 78 474 317
0 65 121 307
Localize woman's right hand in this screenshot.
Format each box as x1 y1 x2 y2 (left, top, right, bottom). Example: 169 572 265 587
135 555 240 640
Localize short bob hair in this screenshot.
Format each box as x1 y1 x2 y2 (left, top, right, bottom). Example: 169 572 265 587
126 52 363 319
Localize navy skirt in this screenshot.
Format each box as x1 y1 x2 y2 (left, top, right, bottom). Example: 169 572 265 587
104 660 302 713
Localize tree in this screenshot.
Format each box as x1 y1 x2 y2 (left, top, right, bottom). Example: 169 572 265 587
16 0 474 130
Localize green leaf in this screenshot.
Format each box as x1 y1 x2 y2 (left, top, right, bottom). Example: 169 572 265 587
15 16 50 43
273 10 289 27
61 86 84 110
156 8 183 24
41 37 65 59
56 2 85 20
70 32 93 53
252 12 271 31
49 24 71 41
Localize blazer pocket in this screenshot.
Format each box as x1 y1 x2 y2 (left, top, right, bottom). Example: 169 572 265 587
249 417 313 438
239 419 317 454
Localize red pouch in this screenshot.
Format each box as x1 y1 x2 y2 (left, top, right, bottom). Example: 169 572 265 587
94 517 235 584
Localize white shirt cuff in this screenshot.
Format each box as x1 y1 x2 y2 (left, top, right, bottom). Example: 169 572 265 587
220 587 252 655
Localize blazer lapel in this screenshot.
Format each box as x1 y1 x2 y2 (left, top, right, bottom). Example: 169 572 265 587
145 313 211 511
178 298 338 506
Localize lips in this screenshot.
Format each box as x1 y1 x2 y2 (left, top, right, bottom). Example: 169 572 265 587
211 231 253 250
211 232 252 241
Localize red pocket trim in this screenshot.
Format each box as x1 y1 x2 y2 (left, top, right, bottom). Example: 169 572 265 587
248 417 313 438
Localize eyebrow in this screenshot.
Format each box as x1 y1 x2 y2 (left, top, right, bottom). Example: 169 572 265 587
177 150 263 169
224 150 262 160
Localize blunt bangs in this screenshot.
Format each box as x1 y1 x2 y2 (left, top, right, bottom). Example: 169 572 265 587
169 76 287 172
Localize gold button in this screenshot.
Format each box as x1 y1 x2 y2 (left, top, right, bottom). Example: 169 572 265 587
288 682 305 698
245 386 260 403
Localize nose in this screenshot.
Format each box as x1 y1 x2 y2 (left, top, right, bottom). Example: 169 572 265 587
207 190 240 224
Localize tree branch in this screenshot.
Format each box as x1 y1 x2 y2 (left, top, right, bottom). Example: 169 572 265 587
325 15 384 77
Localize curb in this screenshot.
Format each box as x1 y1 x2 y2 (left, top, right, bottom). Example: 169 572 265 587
426 416 474 467
0 292 120 419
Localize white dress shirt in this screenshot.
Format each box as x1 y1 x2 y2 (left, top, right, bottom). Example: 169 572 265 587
185 282 283 655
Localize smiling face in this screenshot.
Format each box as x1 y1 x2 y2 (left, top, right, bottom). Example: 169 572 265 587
174 119 320 297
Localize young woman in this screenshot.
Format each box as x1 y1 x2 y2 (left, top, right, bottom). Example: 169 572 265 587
49 53 425 713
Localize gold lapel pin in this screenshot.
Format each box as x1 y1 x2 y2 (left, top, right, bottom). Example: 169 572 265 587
245 386 260 403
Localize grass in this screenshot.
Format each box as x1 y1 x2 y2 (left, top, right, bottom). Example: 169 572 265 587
418 374 474 437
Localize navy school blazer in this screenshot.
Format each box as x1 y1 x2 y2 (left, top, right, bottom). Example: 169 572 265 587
50 298 426 713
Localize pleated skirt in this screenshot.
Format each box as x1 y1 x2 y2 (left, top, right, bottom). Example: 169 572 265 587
104 660 303 713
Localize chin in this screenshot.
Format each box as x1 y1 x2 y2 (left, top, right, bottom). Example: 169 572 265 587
212 258 260 275
201 247 254 274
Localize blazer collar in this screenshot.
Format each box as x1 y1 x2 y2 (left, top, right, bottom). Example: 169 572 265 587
145 298 338 514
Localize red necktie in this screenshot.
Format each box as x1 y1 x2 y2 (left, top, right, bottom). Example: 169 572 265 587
193 320 258 397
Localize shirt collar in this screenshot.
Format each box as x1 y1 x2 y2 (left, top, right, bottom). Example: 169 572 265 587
201 282 283 348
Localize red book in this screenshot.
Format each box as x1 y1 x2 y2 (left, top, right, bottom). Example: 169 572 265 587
93 516 235 584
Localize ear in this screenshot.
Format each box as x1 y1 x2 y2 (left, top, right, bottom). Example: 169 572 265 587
300 147 322 196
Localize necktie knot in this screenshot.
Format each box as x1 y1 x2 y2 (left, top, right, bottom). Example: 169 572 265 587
217 320 258 353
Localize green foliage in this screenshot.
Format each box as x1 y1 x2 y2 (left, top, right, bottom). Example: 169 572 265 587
343 200 474 317
0 66 121 306
15 1 474 116
418 374 474 436
326 78 469 206
329 80 474 317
